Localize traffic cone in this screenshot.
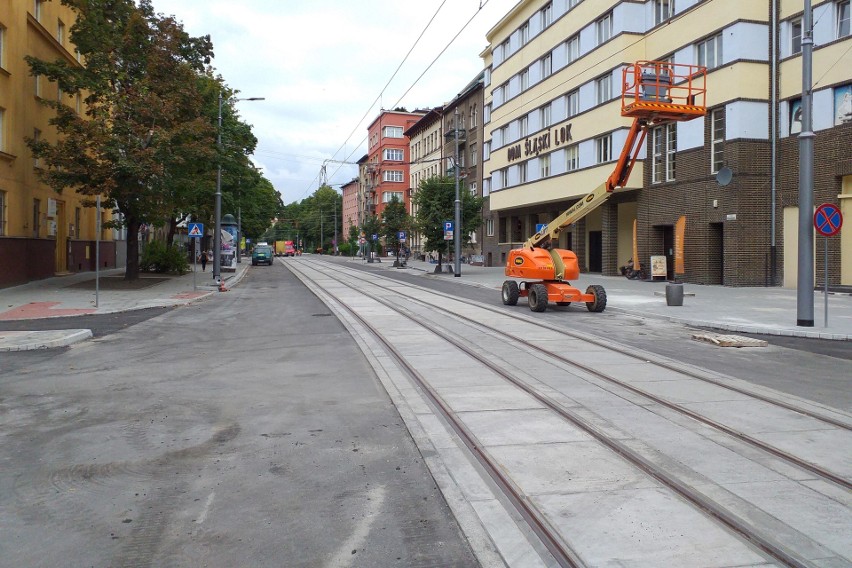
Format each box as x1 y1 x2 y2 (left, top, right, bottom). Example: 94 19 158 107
218 279 227 292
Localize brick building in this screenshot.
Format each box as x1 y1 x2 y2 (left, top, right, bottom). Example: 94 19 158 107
481 0 851 286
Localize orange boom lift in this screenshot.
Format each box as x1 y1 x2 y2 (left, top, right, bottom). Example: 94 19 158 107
501 61 707 312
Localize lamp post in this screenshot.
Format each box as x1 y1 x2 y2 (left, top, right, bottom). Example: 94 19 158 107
214 92 264 284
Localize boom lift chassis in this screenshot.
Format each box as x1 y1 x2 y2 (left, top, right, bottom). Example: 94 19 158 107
502 61 707 312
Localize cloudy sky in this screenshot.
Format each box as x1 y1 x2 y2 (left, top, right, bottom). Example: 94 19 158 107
151 0 519 205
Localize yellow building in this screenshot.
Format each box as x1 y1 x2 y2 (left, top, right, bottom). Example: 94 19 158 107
0 0 114 288
481 0 852 287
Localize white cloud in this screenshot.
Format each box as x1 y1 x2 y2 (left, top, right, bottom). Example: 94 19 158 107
152 0 519 204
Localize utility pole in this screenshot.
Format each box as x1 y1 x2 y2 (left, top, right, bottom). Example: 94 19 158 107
796 0 814 327
334 197 338 255
454 107 461 277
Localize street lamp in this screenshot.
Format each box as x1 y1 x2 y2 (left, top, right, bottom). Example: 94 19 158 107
453 107 462 277
214 92 265 284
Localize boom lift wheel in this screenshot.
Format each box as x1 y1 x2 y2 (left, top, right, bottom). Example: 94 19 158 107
585 284 607 312
501 280 519 306
528 283 549 312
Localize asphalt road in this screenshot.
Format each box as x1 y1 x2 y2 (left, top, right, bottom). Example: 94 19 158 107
0 262 479 567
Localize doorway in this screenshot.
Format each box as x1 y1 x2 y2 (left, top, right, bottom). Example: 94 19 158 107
588 231 602 272
662 226 674 280
708 223 724 284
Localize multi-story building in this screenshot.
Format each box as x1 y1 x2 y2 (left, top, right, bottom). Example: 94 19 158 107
365 109 427 221
406 107 444 258
481 0 851 286
0 1 117 288
340 177 359 249
442 74 488 264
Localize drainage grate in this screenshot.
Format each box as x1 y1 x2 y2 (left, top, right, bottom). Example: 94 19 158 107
691 333 768 348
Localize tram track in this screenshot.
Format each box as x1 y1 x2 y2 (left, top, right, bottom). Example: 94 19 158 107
287 258 851 567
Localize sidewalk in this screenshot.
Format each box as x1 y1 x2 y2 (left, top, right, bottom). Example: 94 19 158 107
0 261 250 351
2 256 850 351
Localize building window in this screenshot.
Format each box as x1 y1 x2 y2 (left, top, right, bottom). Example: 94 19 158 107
33 129 41 168
57 19 65 44
565 145 579 171
569 0 583 7
596 12 613 45
0 107 5 151
382 191 404 203
520 68 529 91
541 52 552 78
540 104 552 128
596 134 612 163
383 148 403 161
383 126 403 138
483 177 491 196
655 0 674 25
652 124 677 183
0 190 5 236
519 22 529 46
519 115 528 138
0 25 6 70
483 141 491 161
486 217 494 237
33 198 41 238
484 103 491 124
566 35 579 64
566 89 579 117
518 162 528 184
596 74 612 105
471 105 477 127
792 18 802 54
34 0 43 21
34 74 41 98
697 33 723 69
383 170 404 182
711 108 725 173
74 207 81 238
469 182 478 196
839 0 850 38
470 144 477 166
541 2 553 28
540 154 551 178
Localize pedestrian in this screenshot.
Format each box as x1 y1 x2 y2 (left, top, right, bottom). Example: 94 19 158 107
200 250 208 271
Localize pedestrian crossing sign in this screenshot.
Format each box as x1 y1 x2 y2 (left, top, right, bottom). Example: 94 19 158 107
188 223 203 238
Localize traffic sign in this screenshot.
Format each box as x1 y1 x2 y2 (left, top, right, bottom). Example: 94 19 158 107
814 203 842 237
536 223 547 233
188 223 203 238
398 231 406 242
372 234 378 241
444 221 454 241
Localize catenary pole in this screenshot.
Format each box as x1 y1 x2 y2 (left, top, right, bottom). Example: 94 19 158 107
796 0 814 326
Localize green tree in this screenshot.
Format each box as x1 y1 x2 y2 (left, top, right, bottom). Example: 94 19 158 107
26 0 215 279
381 196 411 264
361 215 382 260
412 176 484 268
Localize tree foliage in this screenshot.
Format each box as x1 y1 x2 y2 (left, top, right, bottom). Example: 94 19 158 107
381 197 411 259
26 0 217 279
412 175 484 261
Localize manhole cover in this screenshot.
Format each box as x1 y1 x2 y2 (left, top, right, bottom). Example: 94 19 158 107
691 333 768 348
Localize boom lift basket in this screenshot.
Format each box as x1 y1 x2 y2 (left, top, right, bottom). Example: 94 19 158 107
621 61 706 121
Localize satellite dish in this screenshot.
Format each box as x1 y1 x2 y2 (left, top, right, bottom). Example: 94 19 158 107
716 166 733 187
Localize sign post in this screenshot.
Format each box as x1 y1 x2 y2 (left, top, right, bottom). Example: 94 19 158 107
188 223 204 291
813 203 843 327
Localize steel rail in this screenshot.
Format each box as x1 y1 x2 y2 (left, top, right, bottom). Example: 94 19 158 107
290 260 821 568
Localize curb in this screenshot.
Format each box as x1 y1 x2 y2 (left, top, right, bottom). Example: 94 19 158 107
0 329 93 352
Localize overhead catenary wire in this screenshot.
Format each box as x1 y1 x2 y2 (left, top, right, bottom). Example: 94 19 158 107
323 0 497 190
298 0 452 197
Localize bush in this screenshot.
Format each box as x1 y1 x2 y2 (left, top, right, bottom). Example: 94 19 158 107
140 240 189 275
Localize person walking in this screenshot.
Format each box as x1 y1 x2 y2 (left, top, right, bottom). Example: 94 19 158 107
200 250 208 271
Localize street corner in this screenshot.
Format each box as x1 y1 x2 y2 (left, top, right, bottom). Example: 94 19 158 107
0 302 97 321
0 329 93 351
